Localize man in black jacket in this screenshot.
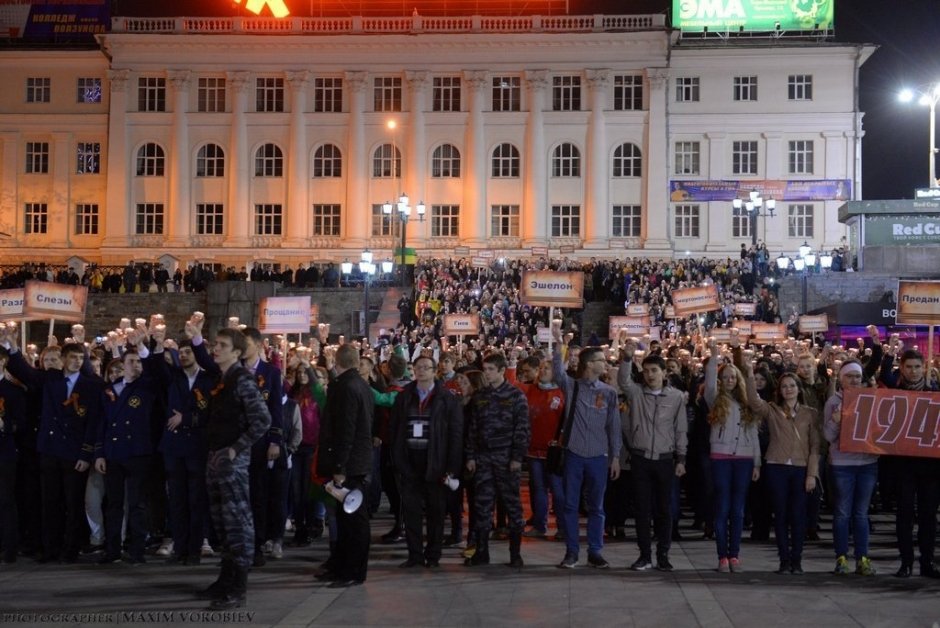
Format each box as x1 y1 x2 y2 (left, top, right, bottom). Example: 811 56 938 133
317 343 374 587
391 355 463 568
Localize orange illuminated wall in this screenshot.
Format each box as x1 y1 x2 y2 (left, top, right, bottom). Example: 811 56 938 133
305 0 569 17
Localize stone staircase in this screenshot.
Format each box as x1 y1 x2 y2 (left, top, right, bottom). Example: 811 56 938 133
370 285 405 342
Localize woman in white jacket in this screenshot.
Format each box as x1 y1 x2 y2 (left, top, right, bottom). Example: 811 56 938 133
704 339 761 573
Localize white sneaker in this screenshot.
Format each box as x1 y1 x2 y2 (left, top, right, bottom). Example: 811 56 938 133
200 539 215 557
262 540 273 555
155 539 173 557
272 541 283 559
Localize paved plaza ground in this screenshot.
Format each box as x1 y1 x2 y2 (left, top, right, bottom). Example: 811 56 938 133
1 509 938 628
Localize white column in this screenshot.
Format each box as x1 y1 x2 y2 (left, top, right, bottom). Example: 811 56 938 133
103 69 130 248
344 71 368 248
643 68 671 254
225 71 250 247
167 70 191 247
405 71 428 247
584 69 610 250
462 70 487 247
704 132 728 253
763 132 782 179
284 70 310 247
523 70 548 247
0 132 19 240
49 132 72 247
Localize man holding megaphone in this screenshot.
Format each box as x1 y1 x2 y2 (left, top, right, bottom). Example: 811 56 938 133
315 343 375 588
390 355 464 569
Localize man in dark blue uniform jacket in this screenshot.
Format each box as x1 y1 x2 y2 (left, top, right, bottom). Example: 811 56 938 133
0 346 27 564
5 330 103 563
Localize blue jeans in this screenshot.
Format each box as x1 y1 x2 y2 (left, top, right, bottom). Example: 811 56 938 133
562 451 608 557
710 458 754 559
765 464 808 562
528 457 566 536
831 462 878 559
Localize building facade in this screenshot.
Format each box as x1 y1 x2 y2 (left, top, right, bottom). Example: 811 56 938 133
0 14 875 271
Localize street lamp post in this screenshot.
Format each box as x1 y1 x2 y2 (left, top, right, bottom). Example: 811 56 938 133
899 84 940 188
776 242 816 314
732 190 776 290
359 249 377 339
383 194 425 289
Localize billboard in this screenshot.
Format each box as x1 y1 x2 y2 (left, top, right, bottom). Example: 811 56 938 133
673 0 834 33
0 1 109 41
669 179 849 203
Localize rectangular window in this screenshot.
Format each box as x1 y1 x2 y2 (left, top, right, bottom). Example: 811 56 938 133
76 142 101 174
256 77 284 113
26 77 50 103
371 204 401 237
788 140 814 174
551 205 581 237
732 207 753 239
492 76 520 112
138 77 166 112
788 204 814 238
24 203 47 234
373 77 402 112
25 142 49 174
75 203 99 235
197 77 226 113
674 204 700 238
552 76 581 111
313 77 343 113
674 141 700 176
732 140 759 175
675 77 700 102
135 203 164 235
254 204 282 235
313 204 342 236
612 205 642 238
433 76 461 112
431 205 460 237
76 78 102 103
788 74 813 101
613 75 643 111
196 203 225 235
733 76 758 102
490 205 520 237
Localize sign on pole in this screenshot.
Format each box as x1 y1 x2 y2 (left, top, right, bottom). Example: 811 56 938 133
798 313 829 334
0 288 25 322
442 314 481 336
751 322 788 344
671 284 720 318
22 281 88 322
520 271 584 308
840 387 940 458
608 316 651 340
258 296 312 334
896 280 940 325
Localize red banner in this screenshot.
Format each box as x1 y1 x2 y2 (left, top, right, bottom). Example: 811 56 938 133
840 387 940 458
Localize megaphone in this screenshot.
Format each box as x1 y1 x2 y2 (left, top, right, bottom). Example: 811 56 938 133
324 480 363 514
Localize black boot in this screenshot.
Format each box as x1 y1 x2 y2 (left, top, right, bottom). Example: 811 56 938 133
508 530 523 569
197 558 234 600
466 531 490 566
210 565 247 610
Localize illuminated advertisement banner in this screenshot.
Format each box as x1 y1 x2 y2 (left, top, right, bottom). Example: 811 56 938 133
669 179 850 203
0 1 109 41
672 0 834 32
840 387 940 459
671 284 720 317
520 271 584 308
863 215 940 246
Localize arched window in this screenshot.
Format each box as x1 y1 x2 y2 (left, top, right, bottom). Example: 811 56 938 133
196 143 225 177
254 143 283 177
612 143 642 177
136 143 165 176
491 143 519 178
552 143 580 177
372 144 401 178
313 144 342 178
431 144 461 178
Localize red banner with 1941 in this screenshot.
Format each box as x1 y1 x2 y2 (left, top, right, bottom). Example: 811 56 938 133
839 388 940 458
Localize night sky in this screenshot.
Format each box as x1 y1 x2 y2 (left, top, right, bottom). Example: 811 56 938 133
111 0 940 201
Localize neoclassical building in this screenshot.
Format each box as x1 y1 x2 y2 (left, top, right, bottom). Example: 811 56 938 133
0 13 875 271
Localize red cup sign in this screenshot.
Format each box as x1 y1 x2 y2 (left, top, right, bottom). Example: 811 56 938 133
443 314 481 335
840 387 940 458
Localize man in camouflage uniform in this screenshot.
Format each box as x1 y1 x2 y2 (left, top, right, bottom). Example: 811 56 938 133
465 353 530 568
198 327 271 610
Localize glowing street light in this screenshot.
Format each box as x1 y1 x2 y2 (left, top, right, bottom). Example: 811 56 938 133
899 84 940 188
